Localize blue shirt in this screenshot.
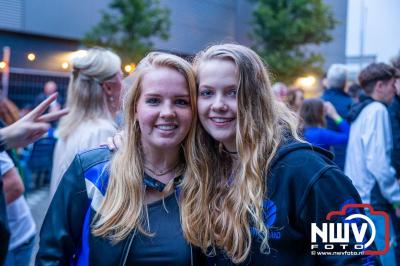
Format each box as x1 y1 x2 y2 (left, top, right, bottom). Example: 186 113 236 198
303 120 350 150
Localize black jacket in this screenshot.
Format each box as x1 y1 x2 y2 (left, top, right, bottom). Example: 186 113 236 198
389 95 400 178
36 147 206 266
211 141 380 265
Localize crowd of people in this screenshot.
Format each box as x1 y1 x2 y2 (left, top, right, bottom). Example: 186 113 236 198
0 44 399 266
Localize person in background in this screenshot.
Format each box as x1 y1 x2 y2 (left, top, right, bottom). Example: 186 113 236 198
347 83 363 104
34 81 61 113
1 151 36 266
389 56 400 179
389 56 400 264
321 64 352 170
271 82 288 102
50 47 122 196
0 93 67 265
285 88 304 113
300 98 349 150
345 62 400 266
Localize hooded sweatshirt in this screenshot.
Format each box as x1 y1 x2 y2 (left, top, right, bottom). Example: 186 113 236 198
210 141 378 265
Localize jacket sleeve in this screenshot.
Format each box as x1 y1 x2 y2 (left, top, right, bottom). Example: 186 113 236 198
363 108 400 204
319 125 349 146
299 167 380 265
36 154 89 266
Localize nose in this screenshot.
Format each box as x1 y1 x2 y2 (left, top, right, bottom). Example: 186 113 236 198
211 95 228 112
160 102 176 119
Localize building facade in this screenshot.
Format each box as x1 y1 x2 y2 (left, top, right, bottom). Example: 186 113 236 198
0 0 346 107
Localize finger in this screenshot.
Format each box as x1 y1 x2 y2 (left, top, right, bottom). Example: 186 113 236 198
26 123 50 141
24 93 58 120
36 108 69 123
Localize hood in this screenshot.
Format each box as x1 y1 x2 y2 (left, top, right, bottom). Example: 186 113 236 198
270 140 333 169
347 96 375 123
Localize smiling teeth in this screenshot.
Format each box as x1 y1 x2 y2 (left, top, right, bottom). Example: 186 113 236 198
211 118 232 122
157 125 177 130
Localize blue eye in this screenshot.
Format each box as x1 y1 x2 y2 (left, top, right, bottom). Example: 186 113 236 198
176 99 189 106
145 98 160 105
199 89 213 97
227 89 237 97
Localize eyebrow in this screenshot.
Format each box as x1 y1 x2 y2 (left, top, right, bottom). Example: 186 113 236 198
143 93 190 97
199 84 237 90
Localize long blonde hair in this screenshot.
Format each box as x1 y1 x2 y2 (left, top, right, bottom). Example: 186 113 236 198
58 47 121 139
181 44 301 263
92 52 197 241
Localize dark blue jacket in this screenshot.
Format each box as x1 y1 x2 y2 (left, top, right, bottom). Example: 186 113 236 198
389 95 400 179
321 88 353 170
210 141 379 265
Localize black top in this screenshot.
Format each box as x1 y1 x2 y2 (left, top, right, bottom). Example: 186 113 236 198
127 192 192 266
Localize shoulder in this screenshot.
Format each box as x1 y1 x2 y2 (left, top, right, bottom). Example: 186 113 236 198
76 147 113 211
366 101 387 112
357 102 388 123
75 146 112 172
75 119 117 136
268 142 337 192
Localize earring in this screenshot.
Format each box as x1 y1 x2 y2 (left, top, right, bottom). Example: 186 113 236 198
109 96 116 110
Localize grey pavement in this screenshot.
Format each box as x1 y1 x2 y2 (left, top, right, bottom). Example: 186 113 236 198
26 187 51 266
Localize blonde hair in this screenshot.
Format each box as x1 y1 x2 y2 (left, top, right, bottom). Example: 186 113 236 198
58 47 121 139
92 52 197 241
181 43 301 263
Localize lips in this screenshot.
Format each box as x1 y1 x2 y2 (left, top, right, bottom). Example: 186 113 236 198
210 117 235 123
155 124 178 131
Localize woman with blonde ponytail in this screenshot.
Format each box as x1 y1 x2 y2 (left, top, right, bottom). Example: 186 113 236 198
180 44 378 265
50 47 122 196
37 52 206 265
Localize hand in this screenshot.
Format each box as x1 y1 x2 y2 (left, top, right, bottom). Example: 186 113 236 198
0 93 68 149
105 131 124 151
323 101 340 121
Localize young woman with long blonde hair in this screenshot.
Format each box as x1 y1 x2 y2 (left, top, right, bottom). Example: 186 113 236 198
37 52 205 265
180 44 378 265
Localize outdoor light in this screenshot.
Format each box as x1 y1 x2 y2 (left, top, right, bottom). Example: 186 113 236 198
297 76 316 88
61 62 69 69
124 63 136 73
124 64 132 73
27 53 36 61
0 61 6 69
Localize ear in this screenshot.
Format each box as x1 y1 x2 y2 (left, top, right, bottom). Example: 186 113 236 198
102 82 113 96
375 80 384 94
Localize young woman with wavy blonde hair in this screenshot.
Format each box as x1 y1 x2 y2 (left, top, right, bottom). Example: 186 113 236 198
180 44 377 265
37 52 205 265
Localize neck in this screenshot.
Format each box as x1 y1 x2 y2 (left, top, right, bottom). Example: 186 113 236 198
222 141 237 154
142 142 181 183
370 92 389 105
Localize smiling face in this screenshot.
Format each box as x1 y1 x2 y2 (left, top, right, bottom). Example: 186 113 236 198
197 59 238 152
136 67 192 151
